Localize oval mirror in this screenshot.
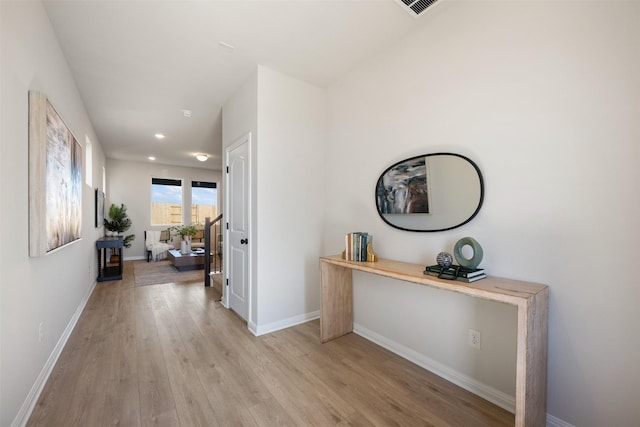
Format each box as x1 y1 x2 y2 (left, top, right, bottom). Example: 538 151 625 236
375 153 484 232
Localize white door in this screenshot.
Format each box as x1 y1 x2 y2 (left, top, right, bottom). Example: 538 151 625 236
225 134 250 320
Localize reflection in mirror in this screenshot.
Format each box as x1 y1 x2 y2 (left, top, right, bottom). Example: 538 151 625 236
375 153 484 232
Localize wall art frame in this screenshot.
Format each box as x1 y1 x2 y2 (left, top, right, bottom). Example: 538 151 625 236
29 91 83 256
95 188 105 228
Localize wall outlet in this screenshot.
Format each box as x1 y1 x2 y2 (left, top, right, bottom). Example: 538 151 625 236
468 328 481 349
38 322 44 343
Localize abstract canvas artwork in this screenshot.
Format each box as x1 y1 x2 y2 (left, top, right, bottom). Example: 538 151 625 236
29 91 82 256
376 156 430 214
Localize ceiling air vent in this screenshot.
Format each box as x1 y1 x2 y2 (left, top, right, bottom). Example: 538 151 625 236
394 0 441 17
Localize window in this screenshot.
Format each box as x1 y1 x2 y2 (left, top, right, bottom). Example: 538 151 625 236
151 178 183 225
191 181 217 224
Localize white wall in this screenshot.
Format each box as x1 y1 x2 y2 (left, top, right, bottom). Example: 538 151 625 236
324 1 639 426
255 66 326 332
106 159 222 258
222 70 258 322
222 67 326 333
0 2 107 425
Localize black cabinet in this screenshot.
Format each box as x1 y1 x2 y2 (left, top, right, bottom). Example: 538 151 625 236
96 236 123 281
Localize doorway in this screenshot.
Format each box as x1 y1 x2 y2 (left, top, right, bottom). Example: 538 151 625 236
223 133 251 321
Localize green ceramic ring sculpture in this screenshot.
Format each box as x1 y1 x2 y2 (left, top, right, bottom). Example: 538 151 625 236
453 237 483 269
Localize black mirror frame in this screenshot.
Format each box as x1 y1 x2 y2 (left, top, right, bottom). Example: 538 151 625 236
375 152 484 232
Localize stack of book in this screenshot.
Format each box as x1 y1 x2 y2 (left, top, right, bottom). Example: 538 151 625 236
423 264 487 283
345 232 372 262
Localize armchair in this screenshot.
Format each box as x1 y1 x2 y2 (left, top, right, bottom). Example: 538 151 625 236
145 229 173 262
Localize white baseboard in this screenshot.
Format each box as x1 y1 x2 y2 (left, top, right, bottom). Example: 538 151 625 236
11 280 97 427
248 320 258 336
353 323 516 413
251 310 320 336
546 413 575 427
353 323 572 427
123 255 144 261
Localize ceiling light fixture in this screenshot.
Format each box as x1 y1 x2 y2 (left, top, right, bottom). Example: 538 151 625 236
148 156 156 161
154 133 165 139
182 109 192 118
196 154 208 162
218 41 235 53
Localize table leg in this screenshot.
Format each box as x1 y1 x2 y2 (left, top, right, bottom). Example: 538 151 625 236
515 288 548 426
320 261 353 343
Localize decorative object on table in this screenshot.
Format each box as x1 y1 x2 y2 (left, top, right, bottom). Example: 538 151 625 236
104 203 135 248
424 264 487 282
453 236 483 269
342 232 377 262
28 91 83 257
436 251 453 269
425 242 486 282
172 224 199 254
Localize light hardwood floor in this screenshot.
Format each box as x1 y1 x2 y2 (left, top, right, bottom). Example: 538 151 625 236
27 261 514 426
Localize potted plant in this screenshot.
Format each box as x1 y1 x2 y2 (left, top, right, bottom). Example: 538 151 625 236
104 203 135 248
171 224 198 254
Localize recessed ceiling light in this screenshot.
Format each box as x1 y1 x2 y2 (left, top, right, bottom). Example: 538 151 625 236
154 133 165 139
196 154 208 162
218 41 235 53
148 156 156 161
182 109 192 118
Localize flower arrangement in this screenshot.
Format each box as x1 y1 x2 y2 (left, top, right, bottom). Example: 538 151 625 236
171 224 199 240
104 203 135 248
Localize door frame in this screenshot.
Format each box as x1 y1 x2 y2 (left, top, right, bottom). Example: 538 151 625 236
222 132 253 325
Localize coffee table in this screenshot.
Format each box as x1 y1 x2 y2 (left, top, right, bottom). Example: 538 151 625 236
167 249 211 271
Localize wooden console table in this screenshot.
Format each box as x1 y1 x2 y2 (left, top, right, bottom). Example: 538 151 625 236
320 255 548 427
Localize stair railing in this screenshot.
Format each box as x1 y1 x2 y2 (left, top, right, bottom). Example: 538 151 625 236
204 213 223 287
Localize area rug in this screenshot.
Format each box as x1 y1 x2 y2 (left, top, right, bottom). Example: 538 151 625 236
133 260 204 286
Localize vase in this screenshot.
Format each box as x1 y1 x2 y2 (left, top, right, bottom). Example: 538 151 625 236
181 236 192 254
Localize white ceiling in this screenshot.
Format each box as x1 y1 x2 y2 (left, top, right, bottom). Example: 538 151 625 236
43 0 424 171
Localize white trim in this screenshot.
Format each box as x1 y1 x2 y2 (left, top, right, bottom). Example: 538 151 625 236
11 280 97 427
247 320 258 336
220 297 230 309
123 255 145 261
251 311 320 336
353 323 515 413
546 413 575 427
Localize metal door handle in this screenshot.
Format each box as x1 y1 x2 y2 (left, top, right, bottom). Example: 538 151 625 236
240 238 248 245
